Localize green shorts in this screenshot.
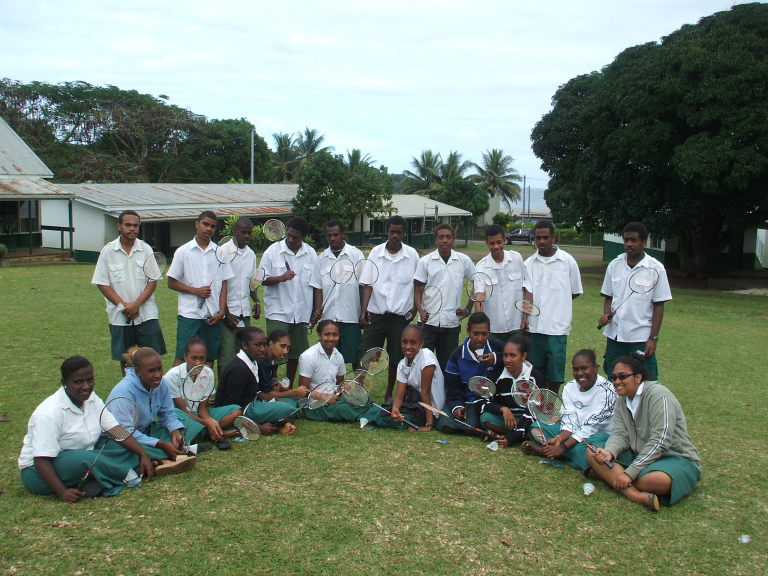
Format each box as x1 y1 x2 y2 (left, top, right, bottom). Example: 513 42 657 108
604 339 659 380
336 322 362 365
490 330 522 343
109 319 167 361
266 319 309 361
527 333 567 384
175 316 222 361
615 450 701 505
359 312 409 369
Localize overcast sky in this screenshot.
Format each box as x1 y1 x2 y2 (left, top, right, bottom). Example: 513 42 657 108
1 0 752 186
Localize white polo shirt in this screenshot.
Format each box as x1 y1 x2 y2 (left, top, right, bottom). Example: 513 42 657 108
298 342 346 390
261 240 320 324
91 238 160 325
366 241 420 316
396 348 445 410
167 238 234 319
475 250 532 333
317 243 364 324
414 249 475 329
18 387 118 469
227 244 257 317
601 253 672 343
525 246 582 336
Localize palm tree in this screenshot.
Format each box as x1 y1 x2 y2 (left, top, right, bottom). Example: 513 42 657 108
295 127 333 178
473 149 522 212
345 148 373 171
402 150 442 197
439 150 474 183
272 132 299 183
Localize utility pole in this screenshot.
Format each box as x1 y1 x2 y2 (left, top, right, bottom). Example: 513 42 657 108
250 129 255 184
521 175 526 221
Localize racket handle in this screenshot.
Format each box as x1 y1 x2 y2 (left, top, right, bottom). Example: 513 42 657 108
604 460 615 469
596 311 615 330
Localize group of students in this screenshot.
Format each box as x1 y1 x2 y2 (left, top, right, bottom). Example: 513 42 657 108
18 211 699 512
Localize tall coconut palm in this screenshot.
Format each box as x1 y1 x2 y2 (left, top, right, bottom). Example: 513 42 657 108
346 148 373 171
402 150 442 197
439 150 474 183
272 132 299 183
473 149 522 212
295 127 333 178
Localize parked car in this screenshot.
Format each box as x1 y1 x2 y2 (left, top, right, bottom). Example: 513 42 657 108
505 228 533 245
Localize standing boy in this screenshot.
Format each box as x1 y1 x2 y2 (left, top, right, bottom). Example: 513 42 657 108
92 210 167 373
474 223 532 341
260 216 321 386
597 222 672 380
359 215 420 400
218 217 258 369
413 223 475 369
167 211 233 367
524 221 582 393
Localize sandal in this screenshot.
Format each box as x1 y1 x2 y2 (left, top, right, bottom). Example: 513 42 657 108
521 441 544 456
645 492 660 512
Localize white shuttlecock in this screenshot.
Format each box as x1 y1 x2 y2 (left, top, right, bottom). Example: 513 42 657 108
359 418 369 429
486 441 499 451
583 482 596 496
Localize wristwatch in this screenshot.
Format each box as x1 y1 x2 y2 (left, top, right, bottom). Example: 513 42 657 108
649 335 659 342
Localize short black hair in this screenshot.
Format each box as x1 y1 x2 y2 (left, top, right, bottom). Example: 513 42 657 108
434 223 454 237
60 355 92 381
485 224 505 239
118 210 140 225
572 348 597 365
467 311 491 330
613 353 648 381
505 335 531 355
533 220 555 234
198 210 218 222
325 219 345 233
623 222 648 241
287 216 310 237
235 216 254 230
386 215 406 231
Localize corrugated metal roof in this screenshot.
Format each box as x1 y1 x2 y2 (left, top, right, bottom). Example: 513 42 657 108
0 117 54 178
389 194 472 218
58 182 297 221
0 178 73 199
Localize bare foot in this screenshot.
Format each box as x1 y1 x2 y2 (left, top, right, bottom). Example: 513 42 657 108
279 422 296 435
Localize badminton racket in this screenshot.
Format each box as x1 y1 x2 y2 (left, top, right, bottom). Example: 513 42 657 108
511 378 540 409
468 375 496 399
526 387 562 444
597 267 660 329
197 236 237 309
417 401 494 440
463 271 494 314
77 396 140 490
181 363 216 412
514 299 541 317
271 382 337 426
359 347 389 376
126 251 167 327
407 285 443 323
234 415 261 441
262 219 287 242
341 379 420 430
249 267 266 291
309 257 356 330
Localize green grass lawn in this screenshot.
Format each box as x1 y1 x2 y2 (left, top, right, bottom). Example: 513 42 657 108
0 263 766 576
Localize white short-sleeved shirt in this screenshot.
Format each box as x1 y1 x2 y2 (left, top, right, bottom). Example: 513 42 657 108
163 362 211 413
366 242 420 316
317 243 364 324
414 249 475 328
167 238 234 319
227 244 257 317
261 240 320 324
525 247 583 335
396 348 445 410
18 387 118 469
601 253 672 343
298 342 346 390
91 238 160 325
475 251 532 333
560 375 616 441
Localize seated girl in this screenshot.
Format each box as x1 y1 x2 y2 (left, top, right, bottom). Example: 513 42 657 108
588 354 701 512
164 337 242 450
521 349 616 470
300 320 367 422
480 336 544 446
363 325 444 432
108 347 196 476
18 356 153 501
217 326 300 435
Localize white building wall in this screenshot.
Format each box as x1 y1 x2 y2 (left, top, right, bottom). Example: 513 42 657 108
41 200 108 253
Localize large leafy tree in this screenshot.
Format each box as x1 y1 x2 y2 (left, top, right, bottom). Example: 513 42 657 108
436 177 489 219
292 150 392 233
473 149 522 213
531 3 768 277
